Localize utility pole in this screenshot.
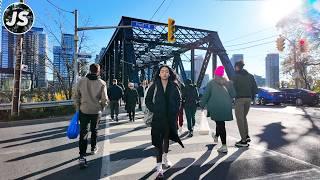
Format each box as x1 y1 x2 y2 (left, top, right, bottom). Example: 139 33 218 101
73 9 79 84
11 0 25 116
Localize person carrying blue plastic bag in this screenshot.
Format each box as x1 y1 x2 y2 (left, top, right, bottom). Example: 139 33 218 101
72 63 108 169
67 111 80 139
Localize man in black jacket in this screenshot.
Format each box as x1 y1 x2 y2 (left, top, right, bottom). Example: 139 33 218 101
182 79 199 137
232 61 258 148
107 79 123 121
137 83 144 111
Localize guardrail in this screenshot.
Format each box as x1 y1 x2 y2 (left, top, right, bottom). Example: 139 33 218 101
0 100 74 111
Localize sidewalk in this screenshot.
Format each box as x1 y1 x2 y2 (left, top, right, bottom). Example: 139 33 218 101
100 110 320 180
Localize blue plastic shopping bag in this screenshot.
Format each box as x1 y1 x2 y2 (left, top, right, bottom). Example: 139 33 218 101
67 111 80 139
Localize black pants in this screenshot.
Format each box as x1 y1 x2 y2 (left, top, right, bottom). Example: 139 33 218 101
215 121 226 145
138 97 142 110
156 128 170 163
110 100 119 119
79 111 100 157
128 107 136 121
185 106 197 132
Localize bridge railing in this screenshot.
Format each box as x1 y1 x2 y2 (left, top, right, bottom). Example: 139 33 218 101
0 100 74 111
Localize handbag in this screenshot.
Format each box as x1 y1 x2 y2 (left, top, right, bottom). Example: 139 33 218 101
198 110 210 135
143 85 157 126
67 111 80 139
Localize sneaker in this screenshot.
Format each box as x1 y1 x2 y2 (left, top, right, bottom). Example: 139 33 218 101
162 153 172 168
155 163 164 179
235 140 249 147
217 145 228 153
246 136 251 143
178 127 183 134
156 168 164 179
79 157 88 169
211 133 219 143
188 131 193 137
91 147 99 155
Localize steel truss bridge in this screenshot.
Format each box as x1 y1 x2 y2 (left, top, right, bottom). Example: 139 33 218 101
99 16 234 87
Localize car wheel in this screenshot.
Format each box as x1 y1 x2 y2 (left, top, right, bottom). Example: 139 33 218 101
295 98 303 106
261 98 267 105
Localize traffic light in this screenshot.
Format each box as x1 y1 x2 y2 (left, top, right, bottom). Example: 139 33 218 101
168 18 176 43
276 37 285 52
299 39 308 53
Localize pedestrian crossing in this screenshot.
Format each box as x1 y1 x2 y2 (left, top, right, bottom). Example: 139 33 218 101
100 110 320 180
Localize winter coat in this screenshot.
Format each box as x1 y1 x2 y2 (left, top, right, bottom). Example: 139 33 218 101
73 74 108 114
137 86 144 97
145 80 184 149
232 69 258 99
200 78 236 121
182 84 199 108
124 88 139 110
107 84 123 101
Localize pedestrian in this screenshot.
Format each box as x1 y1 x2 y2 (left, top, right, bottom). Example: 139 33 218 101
73 63 108 169
137 82 145 111
124 82 139 122
145 64 184 179
107 79 123 122
118 83 125 106
232 61 258 147
182 79 199 137
200 66 236 153
174 78 185 135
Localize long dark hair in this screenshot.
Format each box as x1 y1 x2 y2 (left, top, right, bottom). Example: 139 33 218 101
153 64 178 83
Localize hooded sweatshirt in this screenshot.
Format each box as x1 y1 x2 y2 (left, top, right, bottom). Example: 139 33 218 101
73 74 108 114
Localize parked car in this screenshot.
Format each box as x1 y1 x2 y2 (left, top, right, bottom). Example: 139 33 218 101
281 88 319 106
255 87 286 105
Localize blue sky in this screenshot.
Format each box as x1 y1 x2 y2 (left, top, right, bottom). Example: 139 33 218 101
2 0 305 80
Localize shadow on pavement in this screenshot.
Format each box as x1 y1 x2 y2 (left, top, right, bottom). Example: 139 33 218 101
256 122 289 150
202 147 248 180
299 107 320 136
0 128 67 145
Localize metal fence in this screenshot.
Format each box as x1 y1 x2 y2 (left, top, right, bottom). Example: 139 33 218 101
0 100 74 111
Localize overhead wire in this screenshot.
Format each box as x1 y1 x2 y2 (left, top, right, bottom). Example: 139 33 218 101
150 0 167 20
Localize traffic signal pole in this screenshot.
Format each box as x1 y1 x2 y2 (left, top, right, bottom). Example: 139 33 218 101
279 35 300 88
72 9 132 85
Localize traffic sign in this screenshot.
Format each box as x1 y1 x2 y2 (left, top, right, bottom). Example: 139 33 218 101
77 53 92 59
131 21 155 30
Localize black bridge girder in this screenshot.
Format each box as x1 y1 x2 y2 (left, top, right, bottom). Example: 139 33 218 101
99 16 234 88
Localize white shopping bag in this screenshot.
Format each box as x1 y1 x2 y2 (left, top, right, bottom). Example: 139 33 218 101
198 110 210 135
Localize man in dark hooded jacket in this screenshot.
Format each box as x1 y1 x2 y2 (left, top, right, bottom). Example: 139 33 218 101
232 61 258 148
182 79 199 137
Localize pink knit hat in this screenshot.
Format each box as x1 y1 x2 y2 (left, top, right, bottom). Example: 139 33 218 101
214 66 225 77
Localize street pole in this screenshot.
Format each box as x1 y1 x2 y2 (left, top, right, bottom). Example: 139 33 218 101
73 9 79 84
11 0 24 116
281 35 300 88
293 43 300 88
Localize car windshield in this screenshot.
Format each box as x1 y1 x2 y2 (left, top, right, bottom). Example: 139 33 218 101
260 87 280 92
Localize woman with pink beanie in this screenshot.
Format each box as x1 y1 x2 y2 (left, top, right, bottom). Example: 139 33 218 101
199 66 236 153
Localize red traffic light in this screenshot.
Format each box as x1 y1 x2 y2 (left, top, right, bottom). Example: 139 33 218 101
299 39 305 45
